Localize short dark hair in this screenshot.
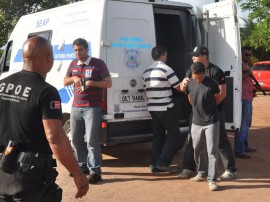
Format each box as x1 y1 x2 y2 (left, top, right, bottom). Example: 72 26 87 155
191 62 205 74
73 38 88 49
151 46 167 60
242 46 252 52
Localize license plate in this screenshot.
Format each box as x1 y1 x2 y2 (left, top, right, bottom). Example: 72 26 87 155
120 92 145 103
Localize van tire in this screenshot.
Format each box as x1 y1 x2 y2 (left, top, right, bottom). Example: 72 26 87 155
63 119 74 150
63 119 70 133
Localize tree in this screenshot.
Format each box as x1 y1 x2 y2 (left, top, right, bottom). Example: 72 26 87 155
240 18 261 62
237 0 270 60
0 0 76 47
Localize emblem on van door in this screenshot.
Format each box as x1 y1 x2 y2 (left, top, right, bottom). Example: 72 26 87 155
130 79 137 87
114 104 120 113
124 49 141 69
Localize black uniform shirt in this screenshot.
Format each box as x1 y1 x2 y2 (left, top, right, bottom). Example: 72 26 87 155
186 76 220 126
0 70 62 154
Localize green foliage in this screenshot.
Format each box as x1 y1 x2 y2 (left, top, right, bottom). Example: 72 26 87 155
0 0 76 47
237 0 270 61
0 49 4 58
237 0 270 22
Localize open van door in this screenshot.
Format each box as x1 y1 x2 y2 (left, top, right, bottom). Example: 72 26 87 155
203 0 242 131
103 0 156 144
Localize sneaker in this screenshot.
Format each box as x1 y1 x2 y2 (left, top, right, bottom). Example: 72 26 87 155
88 173 102 184
208 181 218 191
156 166 178 173
177 169 196 179
219 171 237 180
190 174 205 182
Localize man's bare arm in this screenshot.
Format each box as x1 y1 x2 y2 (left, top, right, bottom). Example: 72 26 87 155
85 76 112 89
63 76 82 87
216 84 226 104
43 119 89 199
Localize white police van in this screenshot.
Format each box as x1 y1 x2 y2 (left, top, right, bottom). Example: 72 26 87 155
0 0 242 145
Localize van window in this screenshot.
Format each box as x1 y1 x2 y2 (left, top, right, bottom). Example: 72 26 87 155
28 31 52 41
252 64 270 71
0 41 13 73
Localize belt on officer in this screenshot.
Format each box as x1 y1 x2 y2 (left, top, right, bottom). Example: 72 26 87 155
17 151 56 172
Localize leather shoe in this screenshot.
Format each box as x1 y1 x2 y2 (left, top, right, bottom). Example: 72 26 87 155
88 173 102 184
246 148 257 152
235 153 250 159
156 166 178 173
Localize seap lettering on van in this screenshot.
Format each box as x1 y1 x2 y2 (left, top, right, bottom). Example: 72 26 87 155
0 0 242 145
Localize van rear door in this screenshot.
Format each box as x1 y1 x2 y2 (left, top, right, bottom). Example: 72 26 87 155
104 0 156 144
203 0 242 130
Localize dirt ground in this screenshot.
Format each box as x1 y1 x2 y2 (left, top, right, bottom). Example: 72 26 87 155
56 94 270 202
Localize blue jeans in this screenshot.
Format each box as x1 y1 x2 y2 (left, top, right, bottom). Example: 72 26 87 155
71 106 102 175
191 122 220 182
234 99 253 155
149 108 185 167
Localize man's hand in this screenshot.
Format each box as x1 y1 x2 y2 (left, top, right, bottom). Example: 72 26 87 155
73 172 89 199
182 77 190 86
73 76 82 87
179 77 190 92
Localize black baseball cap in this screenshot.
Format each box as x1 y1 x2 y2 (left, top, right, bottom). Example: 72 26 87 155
190 46 209 57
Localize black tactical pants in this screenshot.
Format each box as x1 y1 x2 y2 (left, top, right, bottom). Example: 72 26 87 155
0 168 62 202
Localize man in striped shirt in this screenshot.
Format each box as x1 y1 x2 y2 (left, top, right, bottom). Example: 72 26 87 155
143 46 189 173
64 38 112 184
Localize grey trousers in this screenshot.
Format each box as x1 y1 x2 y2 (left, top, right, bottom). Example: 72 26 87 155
191 121 220 182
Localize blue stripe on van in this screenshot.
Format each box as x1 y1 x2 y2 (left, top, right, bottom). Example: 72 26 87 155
13 42 91 62
58 86 74 104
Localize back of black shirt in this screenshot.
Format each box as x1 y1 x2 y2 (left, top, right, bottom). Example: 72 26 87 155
0 70 62 154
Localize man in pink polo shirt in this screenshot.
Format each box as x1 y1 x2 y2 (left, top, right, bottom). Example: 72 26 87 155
234 46 257 159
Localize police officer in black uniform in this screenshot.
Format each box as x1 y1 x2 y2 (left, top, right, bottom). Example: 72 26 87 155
0 36 89 201
178 46 237 180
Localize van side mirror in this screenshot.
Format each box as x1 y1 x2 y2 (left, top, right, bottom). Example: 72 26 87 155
0 41 13 73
